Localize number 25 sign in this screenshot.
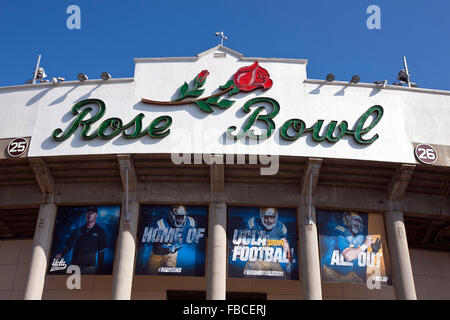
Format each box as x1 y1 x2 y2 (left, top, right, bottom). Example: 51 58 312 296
7 138 29 158
415 144 438 164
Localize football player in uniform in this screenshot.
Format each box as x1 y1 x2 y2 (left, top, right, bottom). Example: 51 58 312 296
147 205 196 274
243 207 293 279
322 211 373 283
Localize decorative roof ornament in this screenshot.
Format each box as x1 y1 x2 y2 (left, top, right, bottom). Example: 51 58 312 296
215 31 228 46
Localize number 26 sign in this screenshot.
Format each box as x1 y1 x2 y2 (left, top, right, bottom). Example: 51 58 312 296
415 144 438 164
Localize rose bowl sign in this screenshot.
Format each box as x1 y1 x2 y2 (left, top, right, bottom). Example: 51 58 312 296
51 61 384 146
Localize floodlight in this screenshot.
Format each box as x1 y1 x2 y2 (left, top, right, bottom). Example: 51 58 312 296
36 67 47 80
77 73 88 81
398 70 409 83
326 73 335 82
374 80 388 87
101 72 111 80
350 75 360 84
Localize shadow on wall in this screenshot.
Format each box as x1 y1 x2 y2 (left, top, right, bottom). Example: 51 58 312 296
26 87 52 106
26 84 103 107
308 84 383 97
49 86 79 106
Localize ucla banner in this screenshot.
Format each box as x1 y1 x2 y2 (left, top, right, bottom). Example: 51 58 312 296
135 205 207 276
228 206 299 280
47 205 121 275
317 210 392 287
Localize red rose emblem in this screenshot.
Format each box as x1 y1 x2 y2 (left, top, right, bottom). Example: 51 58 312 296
233 62 273 92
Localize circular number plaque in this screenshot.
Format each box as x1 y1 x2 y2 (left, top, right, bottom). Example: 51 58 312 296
7 138 29 158
415 144 437 164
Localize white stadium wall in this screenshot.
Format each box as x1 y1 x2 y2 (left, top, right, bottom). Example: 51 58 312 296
0 45 448 164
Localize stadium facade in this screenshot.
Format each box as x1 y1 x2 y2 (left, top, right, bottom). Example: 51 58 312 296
0 45 449 300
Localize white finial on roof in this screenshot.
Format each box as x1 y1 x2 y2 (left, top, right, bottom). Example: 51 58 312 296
215 31 228 46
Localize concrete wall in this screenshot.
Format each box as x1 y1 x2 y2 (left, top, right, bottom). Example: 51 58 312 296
42 275 114 300
1 239 449 299
410 249 450 299
0 239 32 300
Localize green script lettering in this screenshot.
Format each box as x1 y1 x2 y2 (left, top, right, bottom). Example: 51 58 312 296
280 105 383 145
227 97 280 140
51 99 172 141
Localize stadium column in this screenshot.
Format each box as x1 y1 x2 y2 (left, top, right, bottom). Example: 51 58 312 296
24 158 57 300
112 155 139 300
298 158 323 300
385 165 417 300
206 157 227 300
384 208 416 299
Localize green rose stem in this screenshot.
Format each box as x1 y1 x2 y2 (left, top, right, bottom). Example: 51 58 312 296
141 85 235 105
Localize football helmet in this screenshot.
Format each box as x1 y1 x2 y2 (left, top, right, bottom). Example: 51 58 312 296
343 211 363 235
260 207 278 230
169 205 187 228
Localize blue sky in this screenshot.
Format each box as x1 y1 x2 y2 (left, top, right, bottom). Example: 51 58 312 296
1 0 449 90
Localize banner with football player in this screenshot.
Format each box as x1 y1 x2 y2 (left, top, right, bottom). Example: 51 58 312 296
47 205 121 275
317 210 392 287
228 206 299 280
135 205 207 276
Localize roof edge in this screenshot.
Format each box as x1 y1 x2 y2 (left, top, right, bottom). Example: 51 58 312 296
134 45 308 64
0 78 135 91
305 79 450 96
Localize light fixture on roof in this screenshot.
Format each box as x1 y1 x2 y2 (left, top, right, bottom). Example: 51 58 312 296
395 56 417 88
350 75 360 84
77 73 88 81
398 69 409 83
101 72 111 80
374 80 388 88
36 67 47 81
52 77 65 85
326 73 335 82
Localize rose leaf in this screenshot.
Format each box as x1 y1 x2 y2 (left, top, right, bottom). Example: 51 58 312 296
217 99 235 109
219 80 234 90
187 89 205 97
195 100 214 113
228 87 240 96
206 96 220 104
179 82 189 98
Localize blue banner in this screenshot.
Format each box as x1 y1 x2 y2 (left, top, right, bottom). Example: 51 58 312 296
48 205 121 275
317 210 392 286
228 206 299 280
135 205 207 276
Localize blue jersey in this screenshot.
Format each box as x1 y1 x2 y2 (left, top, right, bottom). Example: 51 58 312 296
152 216 196 254
247 216 287 240
245 216 292 274
323 225 366 278
335 225 365 251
